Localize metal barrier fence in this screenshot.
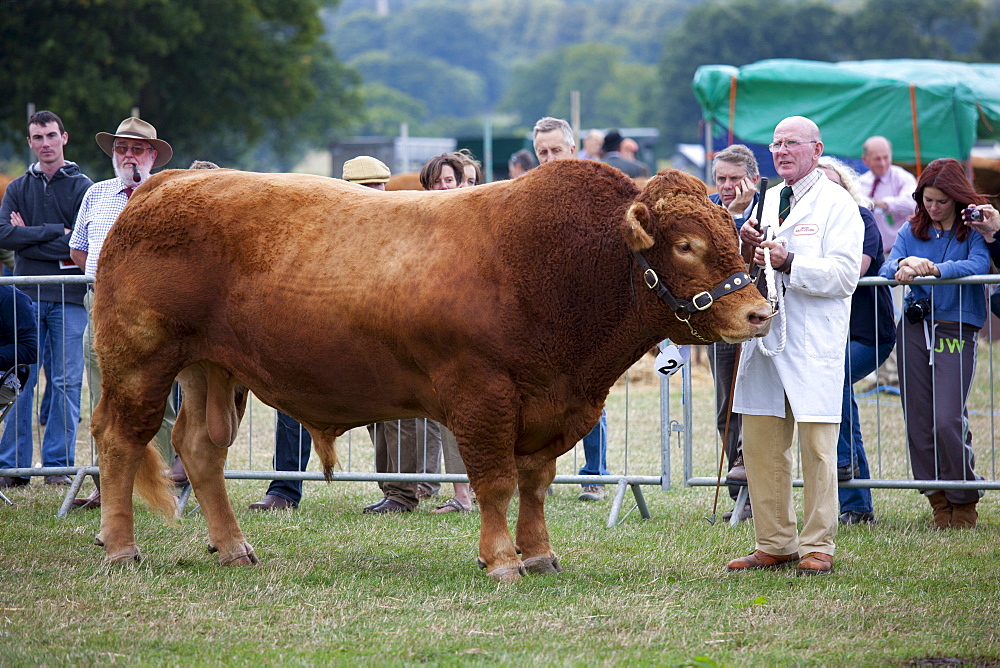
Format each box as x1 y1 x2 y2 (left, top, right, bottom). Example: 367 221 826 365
679 274 1000 522
3 274 1000 525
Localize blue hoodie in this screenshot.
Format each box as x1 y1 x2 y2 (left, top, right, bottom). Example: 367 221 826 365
0 161 93 305
0 285 37 370
879 220 991 328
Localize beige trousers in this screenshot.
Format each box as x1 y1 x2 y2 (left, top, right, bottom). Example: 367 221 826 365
742 396 838 557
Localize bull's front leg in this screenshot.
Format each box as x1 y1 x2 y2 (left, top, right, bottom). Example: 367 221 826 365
515 458 561 575
471 467 523 582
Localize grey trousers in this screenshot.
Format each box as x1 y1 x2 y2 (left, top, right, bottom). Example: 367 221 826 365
368 418 441 509
898 319 982 506
709 341 743 501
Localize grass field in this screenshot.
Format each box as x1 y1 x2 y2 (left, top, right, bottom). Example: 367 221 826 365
3 346 1000 664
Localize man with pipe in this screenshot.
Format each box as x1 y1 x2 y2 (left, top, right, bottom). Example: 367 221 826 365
68 117 183 508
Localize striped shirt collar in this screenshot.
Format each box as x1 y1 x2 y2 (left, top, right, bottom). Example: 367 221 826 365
786 168 823 205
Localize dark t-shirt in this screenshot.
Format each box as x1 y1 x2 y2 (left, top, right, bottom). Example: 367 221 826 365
851 206 896 347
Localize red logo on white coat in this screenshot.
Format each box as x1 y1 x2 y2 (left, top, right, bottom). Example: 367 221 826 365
793 223 818 235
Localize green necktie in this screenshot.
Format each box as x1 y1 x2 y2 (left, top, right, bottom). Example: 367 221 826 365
778 186 793 224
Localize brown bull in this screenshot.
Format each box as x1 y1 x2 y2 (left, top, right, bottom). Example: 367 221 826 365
90 160 769 581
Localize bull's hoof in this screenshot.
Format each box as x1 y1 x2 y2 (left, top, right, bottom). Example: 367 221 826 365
486 562 527 582
217 543 259 566
207 543 218 553
522 553 562 575
104 546 141 564
93 534 104 547
477 557 487 570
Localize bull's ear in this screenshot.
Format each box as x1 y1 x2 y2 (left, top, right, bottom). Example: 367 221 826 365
624 202 655 251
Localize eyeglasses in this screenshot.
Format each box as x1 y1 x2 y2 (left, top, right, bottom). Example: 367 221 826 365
768 140 817 153
113 144 151 156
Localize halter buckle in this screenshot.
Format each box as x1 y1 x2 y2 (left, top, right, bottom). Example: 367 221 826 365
643 269 659 289
691 291 713 311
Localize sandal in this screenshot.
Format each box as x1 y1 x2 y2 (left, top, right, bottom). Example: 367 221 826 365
431 497 471 514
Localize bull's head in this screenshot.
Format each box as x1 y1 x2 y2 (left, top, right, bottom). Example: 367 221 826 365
624 169 771 344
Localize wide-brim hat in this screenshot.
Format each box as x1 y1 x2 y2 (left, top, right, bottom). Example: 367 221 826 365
342 155 391 184
96 117 173 168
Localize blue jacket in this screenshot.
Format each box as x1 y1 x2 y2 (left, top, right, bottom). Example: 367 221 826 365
879 221 991 328
0 161 92 305
709 191 760 235
0 285 37 370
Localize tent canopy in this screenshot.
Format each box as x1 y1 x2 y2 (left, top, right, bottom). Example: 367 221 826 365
693 59 1000 164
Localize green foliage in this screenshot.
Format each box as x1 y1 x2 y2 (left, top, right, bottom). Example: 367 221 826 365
0 0 362 174
650 0 989 148
500 43 657 129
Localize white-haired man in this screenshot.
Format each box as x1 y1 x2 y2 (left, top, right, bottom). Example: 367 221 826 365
729 116 862 576
68 117 180 508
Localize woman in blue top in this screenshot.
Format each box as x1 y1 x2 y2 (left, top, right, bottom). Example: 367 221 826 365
878 158 990 529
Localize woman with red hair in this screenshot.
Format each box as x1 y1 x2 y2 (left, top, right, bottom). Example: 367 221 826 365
878 158 990 529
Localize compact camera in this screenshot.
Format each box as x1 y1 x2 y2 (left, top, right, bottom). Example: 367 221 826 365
905 297 932 324
964 206 983 223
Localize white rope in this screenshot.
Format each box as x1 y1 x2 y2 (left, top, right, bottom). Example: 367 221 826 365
756 227 786 357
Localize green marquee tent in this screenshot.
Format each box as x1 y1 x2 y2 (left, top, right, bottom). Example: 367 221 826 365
693 59 1000 166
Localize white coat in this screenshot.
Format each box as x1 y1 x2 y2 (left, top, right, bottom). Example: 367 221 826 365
733 172 863 423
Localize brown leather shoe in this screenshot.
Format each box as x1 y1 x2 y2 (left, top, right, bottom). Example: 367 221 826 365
796 552 834 576
248 494 296 511
71 488 101 509
928 491 952 529
951 501 978 529
727 550 798 571
726 454 748 482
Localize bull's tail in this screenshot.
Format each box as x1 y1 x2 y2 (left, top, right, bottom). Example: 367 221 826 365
312 430 339 482
133 442 178 523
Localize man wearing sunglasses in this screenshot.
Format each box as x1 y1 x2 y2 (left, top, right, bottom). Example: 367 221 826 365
68 117 180 509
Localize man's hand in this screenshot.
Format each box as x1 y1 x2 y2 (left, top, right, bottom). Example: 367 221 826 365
10 212 24 227
727 176 756 216
753 239 789 269
872 199 888 211
739 219 763 247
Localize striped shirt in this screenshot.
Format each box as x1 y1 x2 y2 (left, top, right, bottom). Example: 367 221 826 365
69 177 132 277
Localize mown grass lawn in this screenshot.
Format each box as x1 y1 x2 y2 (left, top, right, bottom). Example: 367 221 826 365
3 347 1000 665
2 473 999 665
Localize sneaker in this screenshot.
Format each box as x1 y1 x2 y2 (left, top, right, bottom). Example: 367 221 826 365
578 484 605 502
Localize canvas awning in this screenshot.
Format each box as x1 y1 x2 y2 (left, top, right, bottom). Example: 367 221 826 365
693 59 1000 168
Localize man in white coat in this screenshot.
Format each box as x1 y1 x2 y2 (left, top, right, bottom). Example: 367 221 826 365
727 116 863 576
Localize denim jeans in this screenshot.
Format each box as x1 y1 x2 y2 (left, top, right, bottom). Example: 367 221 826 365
579 409 610 479
265 411 311 506
838 339 895 513
0 300 87 471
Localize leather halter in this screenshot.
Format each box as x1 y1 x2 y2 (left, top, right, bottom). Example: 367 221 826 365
630 250 752 316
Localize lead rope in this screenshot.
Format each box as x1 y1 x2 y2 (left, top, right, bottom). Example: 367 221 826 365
755 227 787 357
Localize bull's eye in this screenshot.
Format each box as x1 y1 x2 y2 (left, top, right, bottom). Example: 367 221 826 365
677 242 693 253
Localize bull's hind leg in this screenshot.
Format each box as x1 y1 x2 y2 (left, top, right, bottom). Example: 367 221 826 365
93 372 176 563
448 395 525 581
515 458 562 575
174 363 256 565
